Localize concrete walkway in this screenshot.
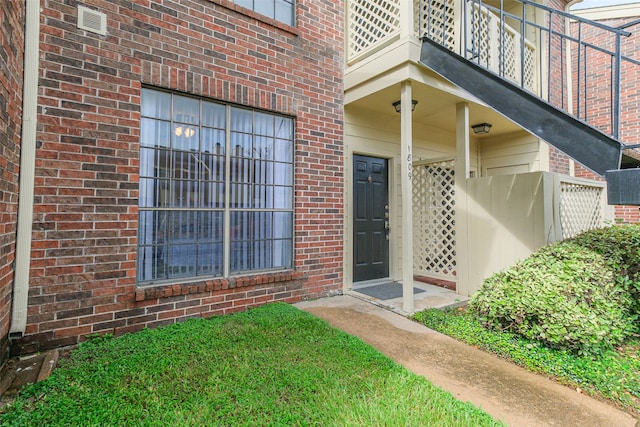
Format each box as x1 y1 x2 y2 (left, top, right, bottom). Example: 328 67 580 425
295 295 638 427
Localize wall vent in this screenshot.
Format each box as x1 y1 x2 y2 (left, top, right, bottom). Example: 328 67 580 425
77 6 107 36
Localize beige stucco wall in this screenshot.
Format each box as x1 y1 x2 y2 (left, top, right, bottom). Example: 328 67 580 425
478 131 547 176
464 172 553 293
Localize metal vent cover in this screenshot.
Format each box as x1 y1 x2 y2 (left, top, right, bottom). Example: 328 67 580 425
77 6 107 35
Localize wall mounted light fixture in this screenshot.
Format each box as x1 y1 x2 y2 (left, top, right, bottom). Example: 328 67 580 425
471 122 492 135
392 99 418 113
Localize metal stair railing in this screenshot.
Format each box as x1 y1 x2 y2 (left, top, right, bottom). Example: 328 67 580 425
421 0 639 144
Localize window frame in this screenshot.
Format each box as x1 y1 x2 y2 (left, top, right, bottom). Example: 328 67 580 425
137 88 295 287
229 0 296 27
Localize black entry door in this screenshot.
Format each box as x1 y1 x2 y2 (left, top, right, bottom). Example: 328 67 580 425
353 155 389 282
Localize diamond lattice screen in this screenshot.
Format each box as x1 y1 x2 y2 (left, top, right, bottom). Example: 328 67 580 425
466 2 537 93
348 0 401 60
559 182 603 239
523 44 536 92
417 0 456 50
468 5 493 67
413 160 456 278
501 29 518 82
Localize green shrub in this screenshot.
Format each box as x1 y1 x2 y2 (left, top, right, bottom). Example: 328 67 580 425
469 225 640 356
571 224 640 314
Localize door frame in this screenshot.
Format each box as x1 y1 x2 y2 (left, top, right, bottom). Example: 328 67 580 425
345 151 395 290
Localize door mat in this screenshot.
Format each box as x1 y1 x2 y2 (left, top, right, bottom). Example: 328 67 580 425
355 282 425 300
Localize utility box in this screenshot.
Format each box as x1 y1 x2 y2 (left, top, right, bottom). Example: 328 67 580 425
606 169 640 206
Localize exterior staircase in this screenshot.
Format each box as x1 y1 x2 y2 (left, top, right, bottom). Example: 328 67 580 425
418 0 640 205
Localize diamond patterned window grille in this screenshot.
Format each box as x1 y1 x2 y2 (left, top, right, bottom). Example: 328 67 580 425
348 0 401 60
559 182 603 239
413 160 456 279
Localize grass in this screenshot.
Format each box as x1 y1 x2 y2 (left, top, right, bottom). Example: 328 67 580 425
1 303 503 426
412 308 640 416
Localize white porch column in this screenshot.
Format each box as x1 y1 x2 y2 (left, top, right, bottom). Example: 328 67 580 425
401 81 414 313
455 102 471 296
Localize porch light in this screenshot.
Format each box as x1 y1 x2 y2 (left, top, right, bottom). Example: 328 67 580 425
392 99 418 113
471 122 492 135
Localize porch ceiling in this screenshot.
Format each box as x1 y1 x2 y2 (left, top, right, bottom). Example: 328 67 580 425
346 83 523 138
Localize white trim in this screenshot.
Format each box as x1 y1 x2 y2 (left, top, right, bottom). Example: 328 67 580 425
571 3 640 21
11 0 40 337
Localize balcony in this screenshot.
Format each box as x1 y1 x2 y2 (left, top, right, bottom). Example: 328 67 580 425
347 0 538 94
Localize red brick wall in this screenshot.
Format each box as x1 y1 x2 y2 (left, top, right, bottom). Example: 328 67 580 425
546 0 573 174
0 1 25 362
571 10 640 223
13 0 344 355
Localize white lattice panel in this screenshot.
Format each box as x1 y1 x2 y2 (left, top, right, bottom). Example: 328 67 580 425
559 182 603 239
413 160 456 278
468 5 493 67
348 0 400 60
417 0 456 50
465 2 537 94
523 43 536 91
501 29 518 81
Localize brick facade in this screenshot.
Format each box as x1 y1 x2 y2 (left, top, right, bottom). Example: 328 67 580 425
0 1 25 362
12 0 344 355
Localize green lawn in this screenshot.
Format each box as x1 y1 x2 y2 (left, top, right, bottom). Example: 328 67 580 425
412 308 640 416
1 303 502 426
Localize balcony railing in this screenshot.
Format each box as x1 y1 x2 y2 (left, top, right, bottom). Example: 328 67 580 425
433 0 639 143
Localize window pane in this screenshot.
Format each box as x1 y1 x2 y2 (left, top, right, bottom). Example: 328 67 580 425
196 211 223 277
201 128 225 155
201 181 224 209
231 157 252 184
254 1 274 19
254 136 273 160
201 153 225 181
234 0 252 8
202 101 225 128
230 108 252 132
173 95 199 125
272 239 293 269
231 183 251 208
231 132 252 158
169 180 199 208
140 118 170 148
275 139 292 163
254 112 274 136
274 186 292 209
197 242 223 276
168 244 197 278
273 212 293 238
137 210 169 281
274 162 292 185
275 116 293 139
173 125 199 151
275 0 294 26
141 89 171 119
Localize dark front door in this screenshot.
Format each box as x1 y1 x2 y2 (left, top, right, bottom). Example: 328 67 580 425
353 155 389 282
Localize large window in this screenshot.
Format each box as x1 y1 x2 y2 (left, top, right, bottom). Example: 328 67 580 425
231 0 295 26
138 88 294 284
